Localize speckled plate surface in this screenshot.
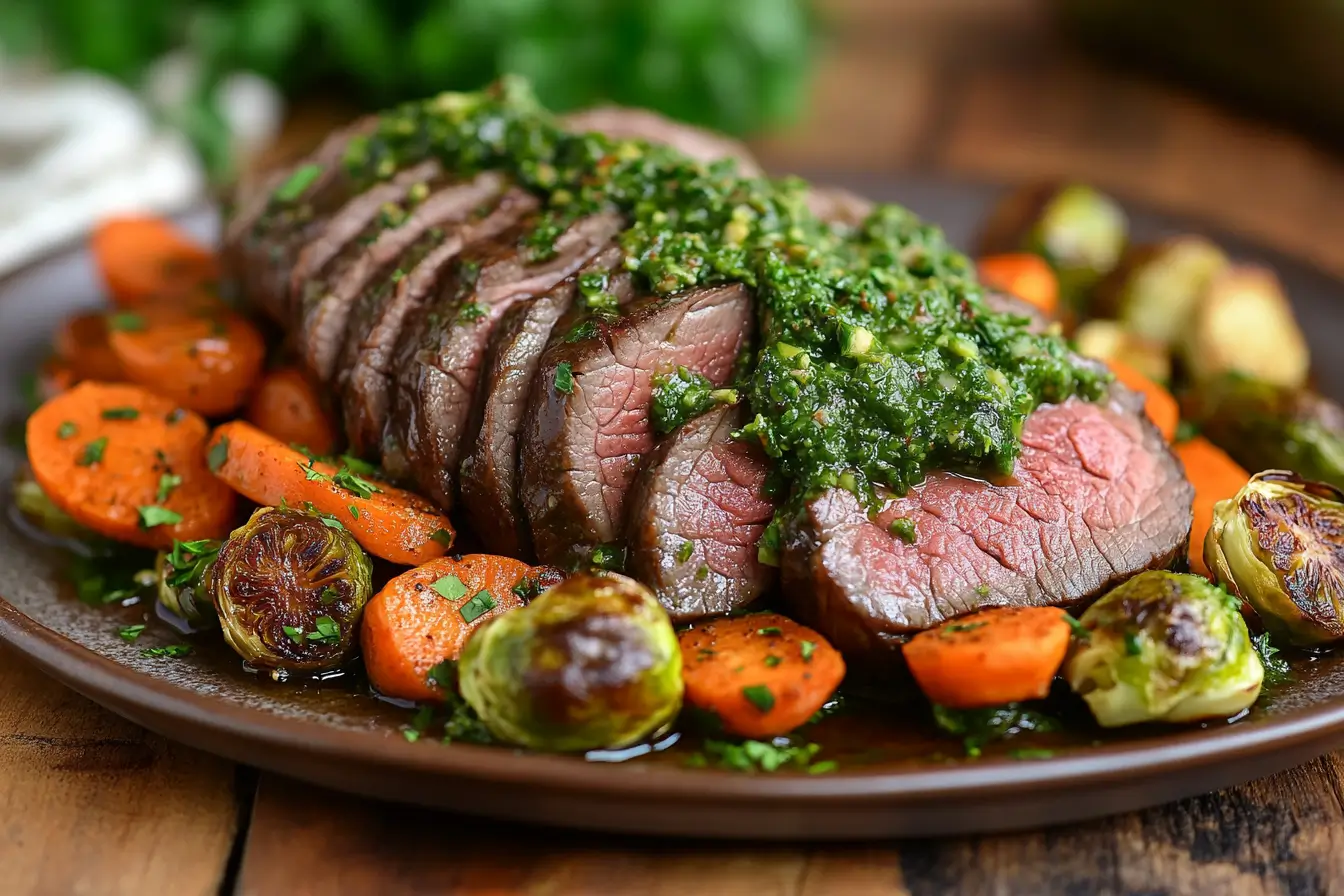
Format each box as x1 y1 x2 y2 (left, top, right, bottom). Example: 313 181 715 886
3 180 1344 841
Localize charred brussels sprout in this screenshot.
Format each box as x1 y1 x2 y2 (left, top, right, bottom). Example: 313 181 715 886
1065 571 1263 727
156 539 220 629
1206 471 1344 647
976 182 1128 311
209 507 372 675
1185 378 1344 491
1181 265 1309 390
1093 236 1228 346
458 572 683 751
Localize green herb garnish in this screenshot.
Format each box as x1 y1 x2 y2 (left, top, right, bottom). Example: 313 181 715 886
57 421 78 440
118 624 146 642
100 407 140 420
274 163 323 202
141 645 192 658
207 436 229 473
431 575 468 601
156 473 183 504
107 312 145 332
459 590 498 623
554 362 574 394
137 505 183 529
76 437 108 466
742 685 775 713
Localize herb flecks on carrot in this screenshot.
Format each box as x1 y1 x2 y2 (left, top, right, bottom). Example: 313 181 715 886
206 420 455 565
1108 358 1179 442
1174 436 1250 578
679 613 845 738
91 216 218 308
362 555 544 702
903 606 1072 710
26 382 235 548
107 304 266 417
245 367 338 456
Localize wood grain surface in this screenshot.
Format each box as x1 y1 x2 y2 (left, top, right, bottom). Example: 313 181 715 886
9 0 1344 893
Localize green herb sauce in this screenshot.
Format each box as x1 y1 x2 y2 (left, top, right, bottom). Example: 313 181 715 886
278 77 1106 503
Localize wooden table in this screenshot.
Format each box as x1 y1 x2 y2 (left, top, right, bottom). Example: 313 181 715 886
8 1 1344 893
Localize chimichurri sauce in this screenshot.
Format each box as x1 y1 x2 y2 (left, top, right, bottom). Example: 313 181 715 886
271 76 1108 507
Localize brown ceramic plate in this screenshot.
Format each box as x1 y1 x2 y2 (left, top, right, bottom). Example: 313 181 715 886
3 181 1344 842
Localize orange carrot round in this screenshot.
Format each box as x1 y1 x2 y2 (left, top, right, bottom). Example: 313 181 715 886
53 312 125 382
1174 436 1250 578
978 253 1060 318
107 304 266 417
206 420 454 565
679 613 845 738
903 607 1073 709
245 367 339 456
1108 358 1179 441
25 382 236 548
91 216 218 308
361 555 543 702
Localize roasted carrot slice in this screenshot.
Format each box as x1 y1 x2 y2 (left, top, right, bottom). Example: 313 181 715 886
1108 358 1179 442
1174 436 1250 577
26 382 236 548
679 613 846 738
53 312 125 382
903 607 1073 710
245 367 339 456
91 216 218 308
206 420 454 565
978 253 1060 319
361 555 547 702
107 304 266 417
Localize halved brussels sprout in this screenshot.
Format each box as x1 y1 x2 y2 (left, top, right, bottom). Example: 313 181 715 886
1072 319 1171 385
976 182 1128 311
1065 571 1263 727
1093 236 1228 346
1181 265 1309 390
156 539 220 630
458 572 683 752
208 506 372 676
1185 377 1344 491
1205 471 1344 647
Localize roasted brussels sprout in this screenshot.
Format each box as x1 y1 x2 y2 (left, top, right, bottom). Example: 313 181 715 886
1205 471 1344 647
459 572 683 752
1093 236 1228 346
1181 265 1309 389
1185 377 1344 491
155 539 219 630
12 468 93 541
1072 319 1171 385
1065 571 1263 727
976 182 1128 310
208 506 372 676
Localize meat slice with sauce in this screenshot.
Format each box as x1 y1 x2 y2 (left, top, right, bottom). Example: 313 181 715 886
561 107 762 175
780 388 1193 668
459 246 635 558
384 212 624 507
520 283 754 568
627 403 776 620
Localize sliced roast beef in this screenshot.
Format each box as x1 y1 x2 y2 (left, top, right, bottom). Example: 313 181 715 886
780 388 1194 667
294 171 511 384
984 290 1051 334
225 116 379 323
520 283 754 568
385 212 625 506
805 186 874 228
337 188 539 459
459 247 636 557
627 403 776 620
562 107 762 175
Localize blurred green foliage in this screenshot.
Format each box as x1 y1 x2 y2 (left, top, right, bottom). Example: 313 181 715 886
1 0 816 166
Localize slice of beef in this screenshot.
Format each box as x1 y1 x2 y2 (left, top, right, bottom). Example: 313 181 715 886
338 188 539 459
225 116 379 324
385 212 625 506
984 290 1052 334
805 186 874 228
627 403 776 620
459 246 635 558
780 388 1194 667
520 283 755 568
561 107 762 175
294 170 510 384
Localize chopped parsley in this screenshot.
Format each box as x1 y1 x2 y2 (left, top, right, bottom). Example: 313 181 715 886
800 640 816 662
299 460 332 483
402 704 435 742
426 659 457 690
888 517 917 544
107 312 145 332
165 539 220 588
273 163 323 202
675 540 695 563
459 590 498 623
307 616 341 645
429 528 454 547
165 408 186 425
137 505 183 529
156 473 183 504
1063 613 1091 642
282 625 306 645
207 436 229 473
742 684 775 713
1252 632 1291 686
565 320 599 343
932 704 1061 758
757 626 783 637
941 621 988 637
76 436 108 466
1124 630 1143 656
764 655 782 668
333 466 381 499
685 738 835 774
100 407 140 420
141 645 192 658
455 302 486 323
348 505 360 519
588 543 626 572
431 574 468 601
57 421 78 440
554 361 574 394
117 624 146 642
320 586 341 605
